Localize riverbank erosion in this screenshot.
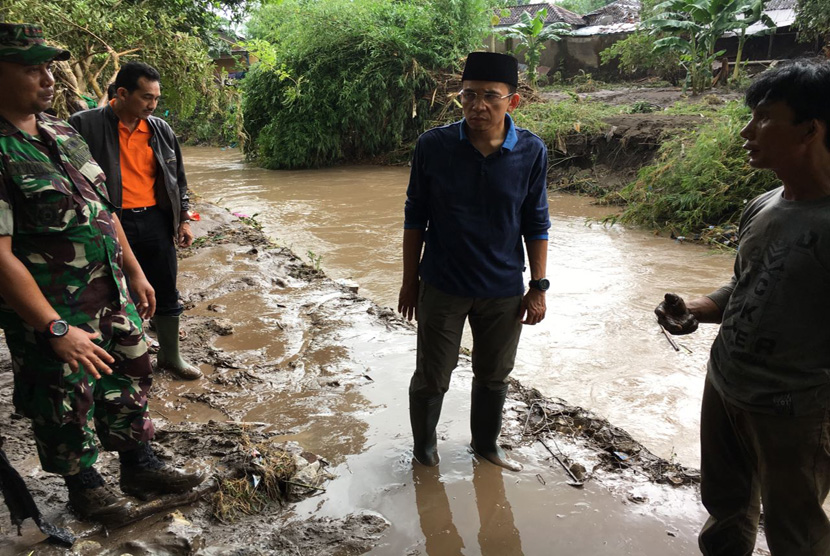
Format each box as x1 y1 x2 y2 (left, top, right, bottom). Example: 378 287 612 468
1 201 767 555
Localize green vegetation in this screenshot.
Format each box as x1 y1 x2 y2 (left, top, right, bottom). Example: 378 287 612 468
1 0 243 118
730 0 775 82
513 99 617 150
242 0 490 169
306 250 323 272
599 33 683 85
605 101 781 236
643 0 774 94
795 0 830 49
497 9 571 89
168 81 246 147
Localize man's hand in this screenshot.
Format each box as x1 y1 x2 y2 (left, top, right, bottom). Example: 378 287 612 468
177 221 194 248
655 293 699 335
520 289 546 325
50 326 115 380
398 280 419 321
130 274 156 319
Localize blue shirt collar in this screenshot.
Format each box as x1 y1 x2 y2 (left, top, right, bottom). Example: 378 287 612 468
458 113 518 151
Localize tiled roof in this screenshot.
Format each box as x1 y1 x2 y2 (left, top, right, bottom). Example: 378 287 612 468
583 0 641 25
495 3 585 27
765 0 796 9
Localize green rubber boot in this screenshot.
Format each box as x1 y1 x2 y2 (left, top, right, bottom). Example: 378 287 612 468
470 381 522 472
154 315 202 380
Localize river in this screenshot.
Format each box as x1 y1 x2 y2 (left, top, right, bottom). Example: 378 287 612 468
183 146 735 469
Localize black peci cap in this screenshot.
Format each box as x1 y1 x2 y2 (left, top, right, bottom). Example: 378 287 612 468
461 52 519 88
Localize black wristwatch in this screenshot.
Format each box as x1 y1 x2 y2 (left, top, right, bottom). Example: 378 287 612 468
529 278 550 291
41 319 69 339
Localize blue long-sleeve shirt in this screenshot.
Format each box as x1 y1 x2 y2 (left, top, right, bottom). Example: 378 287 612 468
404 115 550 298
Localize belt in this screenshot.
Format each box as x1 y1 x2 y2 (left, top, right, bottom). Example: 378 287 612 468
124 206 155 213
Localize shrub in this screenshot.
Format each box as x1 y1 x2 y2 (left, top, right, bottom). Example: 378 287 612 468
242 0 490 169
607 101 781 235
512 99 617 151
600 32 683 85
172 77 246 147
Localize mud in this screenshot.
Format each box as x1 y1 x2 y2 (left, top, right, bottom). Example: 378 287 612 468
1 201 770 555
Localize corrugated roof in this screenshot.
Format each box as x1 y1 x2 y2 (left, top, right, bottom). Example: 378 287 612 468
742 8 797 35
495 3 585 27
571 22 639 36
583 0 641 25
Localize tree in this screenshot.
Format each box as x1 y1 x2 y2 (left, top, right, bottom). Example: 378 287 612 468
242 0 492 169
643 0 774 94
795 0 830 54
497 9 572 89
0 0 244 117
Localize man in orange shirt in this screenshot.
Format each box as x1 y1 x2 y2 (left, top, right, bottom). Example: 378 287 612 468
69 62 200 380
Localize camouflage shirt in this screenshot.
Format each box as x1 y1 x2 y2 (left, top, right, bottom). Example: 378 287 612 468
0 113 131 327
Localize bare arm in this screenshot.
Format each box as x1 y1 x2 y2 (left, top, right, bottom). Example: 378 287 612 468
520 239 548 325
177 218 193 248
112 214 155 319
686 296 724 323
398 228 424 321
0 236 114 378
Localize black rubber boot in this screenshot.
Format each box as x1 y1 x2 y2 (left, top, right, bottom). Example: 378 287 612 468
409 393 444 466
64 467 133 526
470 381 522 472
119 443 205 499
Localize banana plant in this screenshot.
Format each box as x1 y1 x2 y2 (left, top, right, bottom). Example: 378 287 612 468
732 0 775 80
643 0 773 93
498 9 572 89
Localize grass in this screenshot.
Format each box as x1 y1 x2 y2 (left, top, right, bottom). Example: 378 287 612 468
212 436 298 523
513 99 619 151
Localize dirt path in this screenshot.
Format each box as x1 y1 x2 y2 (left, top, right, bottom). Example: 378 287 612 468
1 202 770 555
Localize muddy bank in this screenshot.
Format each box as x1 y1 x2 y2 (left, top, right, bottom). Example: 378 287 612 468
542 86 743 108
1 201 766 555
541 86 743 196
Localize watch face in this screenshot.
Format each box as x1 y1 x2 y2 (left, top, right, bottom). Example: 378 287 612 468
538 278 550 291
49 320 69 337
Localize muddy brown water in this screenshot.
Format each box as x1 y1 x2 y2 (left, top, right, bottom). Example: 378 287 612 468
0 146 764 554
184 146 733 471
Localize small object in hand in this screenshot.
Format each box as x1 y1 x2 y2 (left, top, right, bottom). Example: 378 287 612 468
655 292 699 335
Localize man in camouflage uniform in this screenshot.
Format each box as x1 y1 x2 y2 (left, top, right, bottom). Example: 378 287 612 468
0 22 203 526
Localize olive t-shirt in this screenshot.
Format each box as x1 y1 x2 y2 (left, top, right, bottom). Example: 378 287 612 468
706 186 830 415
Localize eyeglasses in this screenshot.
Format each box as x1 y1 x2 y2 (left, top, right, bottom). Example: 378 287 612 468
457 90 515 105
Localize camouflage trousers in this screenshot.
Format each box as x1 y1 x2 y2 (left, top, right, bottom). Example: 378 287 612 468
4 303 154 476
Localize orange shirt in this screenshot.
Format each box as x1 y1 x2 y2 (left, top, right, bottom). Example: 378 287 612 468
113 101 157 209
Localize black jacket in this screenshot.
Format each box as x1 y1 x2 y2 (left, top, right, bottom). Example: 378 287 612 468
68 104 190 231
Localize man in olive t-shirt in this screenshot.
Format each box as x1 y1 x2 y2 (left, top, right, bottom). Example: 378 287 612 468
656 60 830 555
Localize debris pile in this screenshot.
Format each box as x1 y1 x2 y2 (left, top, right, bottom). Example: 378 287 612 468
513 381 700 486
212 435 333 523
